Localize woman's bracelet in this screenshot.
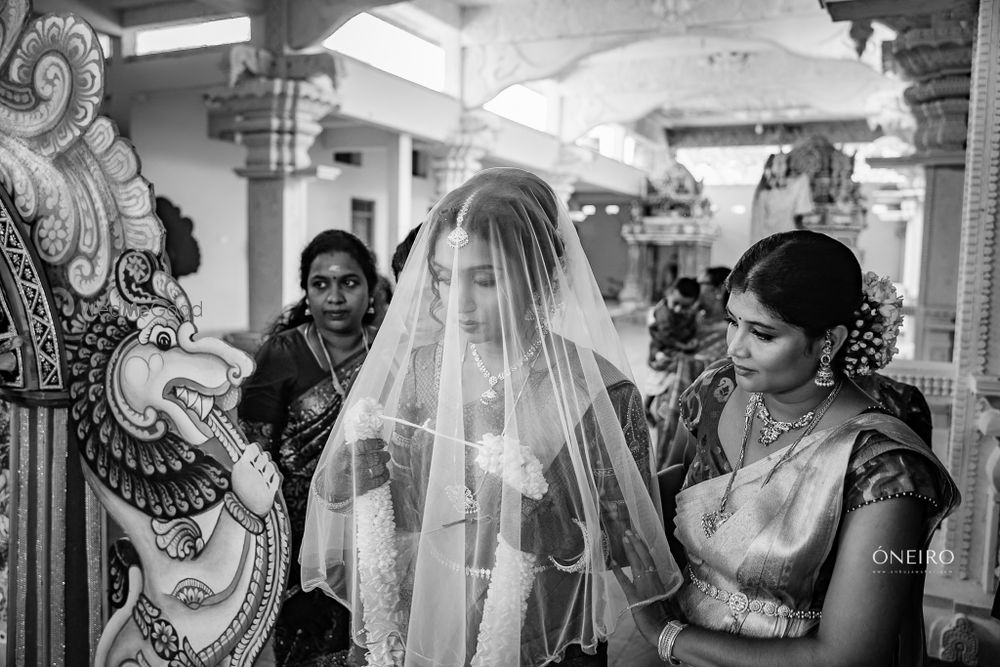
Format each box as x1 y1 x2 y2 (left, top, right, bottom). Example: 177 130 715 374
657 620 687 665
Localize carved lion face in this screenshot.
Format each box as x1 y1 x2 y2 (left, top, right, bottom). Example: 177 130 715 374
111 318 253 445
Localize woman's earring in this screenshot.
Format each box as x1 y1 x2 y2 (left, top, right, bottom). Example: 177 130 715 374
815 332 835 387
366 299 375 316
304 304 311 317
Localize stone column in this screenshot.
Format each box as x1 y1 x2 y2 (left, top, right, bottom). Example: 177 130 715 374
207 60 340 331
385 132 412 265
883 17 975 361
546 143 596 210
431 111 498 197
927 1 1000 661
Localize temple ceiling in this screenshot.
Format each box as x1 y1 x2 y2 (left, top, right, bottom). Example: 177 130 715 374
32 0 970 143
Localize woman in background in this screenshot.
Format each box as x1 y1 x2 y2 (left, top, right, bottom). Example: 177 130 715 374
240 229 379 667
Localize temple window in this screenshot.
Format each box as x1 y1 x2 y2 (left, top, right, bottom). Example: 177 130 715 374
325 13 446 92
134 16 250 56
483 84 548 132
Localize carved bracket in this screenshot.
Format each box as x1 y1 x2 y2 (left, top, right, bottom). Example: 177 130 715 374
207 48 342 176
431 111 500 196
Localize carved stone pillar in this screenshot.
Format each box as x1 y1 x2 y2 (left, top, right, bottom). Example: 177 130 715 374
927 0 1000 661
618 226 648 305
431 111 498 197
879 16 975 361
546 143 595 209
207 51 340 331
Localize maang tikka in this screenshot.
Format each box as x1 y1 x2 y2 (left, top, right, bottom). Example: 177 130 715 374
446 191 476 249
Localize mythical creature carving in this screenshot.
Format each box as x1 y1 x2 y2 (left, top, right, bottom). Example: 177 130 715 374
68 250 289 666
0 1 292 662
642 158 711 218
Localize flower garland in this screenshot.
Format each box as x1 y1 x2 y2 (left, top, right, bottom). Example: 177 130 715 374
843 271 904 377
476 433 548 500
348 413 555 664
469 534 539 667
344 399 403 667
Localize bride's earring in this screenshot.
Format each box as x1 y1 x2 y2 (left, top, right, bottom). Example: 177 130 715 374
815 332 835 387
366 298 375 315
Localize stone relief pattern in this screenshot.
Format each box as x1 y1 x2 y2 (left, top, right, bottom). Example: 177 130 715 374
0 3 291 665
0 8 162 300
0 198 61 389
462 0 794 45
948 0 998 580
559 51 898 138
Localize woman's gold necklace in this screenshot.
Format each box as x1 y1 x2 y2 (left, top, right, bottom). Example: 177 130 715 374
469 334 544 405
309 323 367 399
701 382 843 537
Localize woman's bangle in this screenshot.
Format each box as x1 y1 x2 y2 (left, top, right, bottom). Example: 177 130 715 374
657 620 687 665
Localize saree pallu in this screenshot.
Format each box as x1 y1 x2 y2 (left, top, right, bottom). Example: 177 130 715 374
651 355 703 471
278 354 367 667
674 413 958 644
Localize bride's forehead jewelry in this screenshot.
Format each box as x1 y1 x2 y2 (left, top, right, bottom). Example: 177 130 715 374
446 191 476 249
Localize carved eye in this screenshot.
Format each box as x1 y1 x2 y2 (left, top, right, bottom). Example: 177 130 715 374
150 325 176 351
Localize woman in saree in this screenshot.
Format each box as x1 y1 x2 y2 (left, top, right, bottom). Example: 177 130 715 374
300 167 682 666
239 229 379 667
621 230 959 665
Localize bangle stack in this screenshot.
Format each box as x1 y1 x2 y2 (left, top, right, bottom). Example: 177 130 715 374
657 620 687 665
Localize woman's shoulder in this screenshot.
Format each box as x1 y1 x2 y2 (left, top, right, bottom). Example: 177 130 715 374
258 326 307 355
684 359 736 402
678 359 736 434
544 333 633 391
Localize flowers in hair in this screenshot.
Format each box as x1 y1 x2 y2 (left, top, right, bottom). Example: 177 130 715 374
344 399 402 667
476 433 549 500
843 271 904 376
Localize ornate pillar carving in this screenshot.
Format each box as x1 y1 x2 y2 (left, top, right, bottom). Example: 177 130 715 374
925 0 1000 659
877 13 976 361
431 111 499 198
207 47 342 331
546 144 595 209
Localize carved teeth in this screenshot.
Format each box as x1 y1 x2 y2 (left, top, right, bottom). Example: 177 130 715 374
174 386 214 420
198 395 214 420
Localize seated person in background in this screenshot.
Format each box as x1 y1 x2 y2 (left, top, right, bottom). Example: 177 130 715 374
643 277 701 421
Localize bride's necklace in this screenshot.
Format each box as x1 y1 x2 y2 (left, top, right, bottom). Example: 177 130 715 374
756 398 815 447
469 335 544 405
701 382 843 538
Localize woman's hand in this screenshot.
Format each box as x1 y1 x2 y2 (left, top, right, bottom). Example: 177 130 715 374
328 437 391 502
613 530 679 648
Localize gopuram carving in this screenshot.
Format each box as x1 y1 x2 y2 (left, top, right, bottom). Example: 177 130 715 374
0 2 290 665
750 135 866 252
620 159 718 305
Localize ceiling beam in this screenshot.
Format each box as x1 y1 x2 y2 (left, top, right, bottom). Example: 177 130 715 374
821 0 977 22
665 119 882 148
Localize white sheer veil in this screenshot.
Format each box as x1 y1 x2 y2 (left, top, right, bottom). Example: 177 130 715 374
301 167 681 666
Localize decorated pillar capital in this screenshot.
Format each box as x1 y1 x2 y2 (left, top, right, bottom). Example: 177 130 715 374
206 47 342 176
545 143 595 209
431 111 499 196
885 18 975 155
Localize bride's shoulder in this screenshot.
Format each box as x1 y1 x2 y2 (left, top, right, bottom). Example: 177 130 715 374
543 333 631 389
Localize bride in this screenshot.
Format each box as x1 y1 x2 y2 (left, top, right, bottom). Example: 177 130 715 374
300 167 681 666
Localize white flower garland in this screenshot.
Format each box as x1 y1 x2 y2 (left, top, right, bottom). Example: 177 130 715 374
844 271 904 376
348 412 553 664
344 398 403 667
470 534 539 667
476 433 548 500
